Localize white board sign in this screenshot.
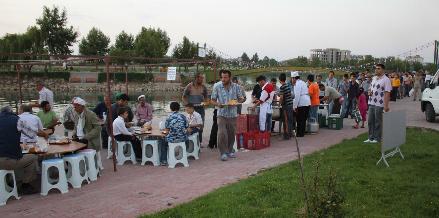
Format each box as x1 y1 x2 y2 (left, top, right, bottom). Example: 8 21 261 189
198 47 206 58
382 110 406 152
167 67 177 81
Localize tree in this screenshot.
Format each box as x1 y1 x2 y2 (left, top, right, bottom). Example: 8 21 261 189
134 27 170 58
251 53 259 63
79 27 110 55
114 31 134 51
241 52 250 62
172 36 197 59
36 6 78 55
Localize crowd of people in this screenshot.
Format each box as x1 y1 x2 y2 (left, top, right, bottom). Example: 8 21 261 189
0 63 420 195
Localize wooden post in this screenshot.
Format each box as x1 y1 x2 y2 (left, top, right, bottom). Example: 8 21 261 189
16 64 23 105
125 64 128 94
105 57 117 172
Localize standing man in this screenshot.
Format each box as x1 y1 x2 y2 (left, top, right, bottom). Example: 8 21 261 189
110 93 133 123
135 95 153 126
34 81 54 107
278 73 294 139
307 74 320 122
338 74 350 118
345 73 359 118
232 77 246 115
211 70 245 161
291 72 311 137
93 95 111 148
253 76 275 132
325 71 338 89
364 64 391 143
182 72 208 145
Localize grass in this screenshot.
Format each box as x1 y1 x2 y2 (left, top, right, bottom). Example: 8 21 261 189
141 128 439 218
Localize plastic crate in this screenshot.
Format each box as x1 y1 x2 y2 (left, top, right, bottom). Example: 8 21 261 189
236 115 248 134
318 114 327 127
327 115 343 130
243 131 270 150
247 115 259 131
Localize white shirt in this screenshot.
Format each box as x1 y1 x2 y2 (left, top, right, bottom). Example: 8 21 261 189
368 75 392 107
293 79 311 109
112 116 132 136
39 87 54 106
17 112 44 143
185 111 203 127
76 112 85 139
260 83 275 113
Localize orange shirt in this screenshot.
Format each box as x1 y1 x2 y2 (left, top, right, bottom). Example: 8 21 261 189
308 82 320 106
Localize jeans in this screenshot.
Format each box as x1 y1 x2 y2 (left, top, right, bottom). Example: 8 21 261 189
367 105 384 142
194 106 205 143
308 105 318 122
282 105 294 138
345 98 357 118
340 95 348 118
217 116 237 155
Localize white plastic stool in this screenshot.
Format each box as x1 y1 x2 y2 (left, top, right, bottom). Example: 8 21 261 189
187 133 200 160
63 154 89 188
78 149 100 181
0 170 20 206
116 141 137 165
141 140 160 166
107 136 113 159
168 142 189 168
41 159 68 196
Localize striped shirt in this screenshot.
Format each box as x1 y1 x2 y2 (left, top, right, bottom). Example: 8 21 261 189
279 83 294 106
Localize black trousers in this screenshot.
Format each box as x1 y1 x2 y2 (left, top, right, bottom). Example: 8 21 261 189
391 87 398 101
114 134 142 158
194 106 205 143
208 109 218 148
296 106 310 137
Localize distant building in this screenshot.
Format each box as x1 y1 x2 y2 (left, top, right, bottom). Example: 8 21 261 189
405 55 424 63
310 48 351 64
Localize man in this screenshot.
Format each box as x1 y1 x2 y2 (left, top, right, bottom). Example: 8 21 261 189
232 77 246 115
253 76 275 132
270 78 279 132
34 81 54 107
338 74 350 118
345 73 359 118
112 106 142 159
185 103 203 136
93 95 111 148
110 93 134 123
361 73 372 103
390 72 401 102
251 83 262 103
37 101 59 131
211 70 245 161
319 84 343 115
307 74 320 122
182 73 208 144
0 106 40 194
364 64 391 143
325 71 338 89
161 102 189 165
291 71 311 137
72 97 102 152
135 95 153 126
278 73 295 139
18 104 48 144
63 97 77 137
316 74 324 100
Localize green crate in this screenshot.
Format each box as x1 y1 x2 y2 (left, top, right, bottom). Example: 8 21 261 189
318 114 327 127
327 116 343 130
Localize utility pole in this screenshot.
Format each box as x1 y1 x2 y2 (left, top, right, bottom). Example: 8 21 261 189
434 40 439 70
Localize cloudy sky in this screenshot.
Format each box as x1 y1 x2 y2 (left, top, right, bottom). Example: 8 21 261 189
1 0 438 61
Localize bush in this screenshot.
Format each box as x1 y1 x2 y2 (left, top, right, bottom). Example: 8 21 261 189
0 71 70 81
97 72 149 83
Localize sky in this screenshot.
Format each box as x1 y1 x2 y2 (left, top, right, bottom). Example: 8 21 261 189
1 0 438 62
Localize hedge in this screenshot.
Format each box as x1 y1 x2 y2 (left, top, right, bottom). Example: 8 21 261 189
97 72 153 83
0 71 71 81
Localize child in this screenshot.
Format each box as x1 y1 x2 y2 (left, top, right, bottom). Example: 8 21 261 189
354 87 368 129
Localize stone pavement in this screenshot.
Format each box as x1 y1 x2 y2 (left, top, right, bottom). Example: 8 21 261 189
0 98 436 218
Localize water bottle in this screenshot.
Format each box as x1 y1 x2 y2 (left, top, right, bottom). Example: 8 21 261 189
239 134 244 149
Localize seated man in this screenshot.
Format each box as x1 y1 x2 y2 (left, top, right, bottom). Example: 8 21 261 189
37 101 59 132
135 95 153 126
18 104 48 143
72 98 102 151
184 103 203 136
0 106 40 194
160 102 189 166
112 106 142 159
319 84 344 115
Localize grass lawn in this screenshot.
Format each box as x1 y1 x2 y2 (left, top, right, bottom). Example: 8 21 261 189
142 128 439 218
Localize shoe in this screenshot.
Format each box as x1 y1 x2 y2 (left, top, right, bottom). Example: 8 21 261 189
370 140 378 143
221 154 228 161
160 161 167 166
228 152 236 158
363 139 371 143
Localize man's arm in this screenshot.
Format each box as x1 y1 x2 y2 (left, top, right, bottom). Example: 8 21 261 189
84 113 102 140
384 92 390 112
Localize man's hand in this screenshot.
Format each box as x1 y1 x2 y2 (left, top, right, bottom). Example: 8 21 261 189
384 105 390 112
187 128 192 134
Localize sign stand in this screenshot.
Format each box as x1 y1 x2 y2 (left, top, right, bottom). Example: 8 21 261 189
377 110 406 167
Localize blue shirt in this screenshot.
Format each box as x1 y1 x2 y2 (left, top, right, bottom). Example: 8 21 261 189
165 112 188 143
338 81 349 97
211 82 244 118
0 112 22 160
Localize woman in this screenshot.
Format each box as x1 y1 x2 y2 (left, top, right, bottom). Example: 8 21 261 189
390 72 401 102
354 88 367 129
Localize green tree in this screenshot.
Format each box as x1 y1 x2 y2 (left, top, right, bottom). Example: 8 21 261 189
241 52 250 62
251 53 259 63
114 31 134 51
172 36 197 59
134 27 170 58
36 6 78 55
79 27 110 55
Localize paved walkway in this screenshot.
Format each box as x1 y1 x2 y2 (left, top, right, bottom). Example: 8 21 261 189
0 98 436 218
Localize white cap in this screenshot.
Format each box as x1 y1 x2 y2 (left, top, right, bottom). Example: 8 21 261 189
73 97 86 106
138 95 145 101
291 71 299 78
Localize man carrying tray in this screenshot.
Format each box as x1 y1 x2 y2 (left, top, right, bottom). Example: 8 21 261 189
252 75 275 132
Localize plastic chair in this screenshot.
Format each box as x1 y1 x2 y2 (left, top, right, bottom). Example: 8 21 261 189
141 140 160 166
41 159 68 196
116 141 137 165
0 170 20 206
187 133 200 160
168 142 189 168
63 154 90 188
78 149 100 181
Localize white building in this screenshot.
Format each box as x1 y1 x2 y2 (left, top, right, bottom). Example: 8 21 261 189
405 55 424 63
310 48 351 64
